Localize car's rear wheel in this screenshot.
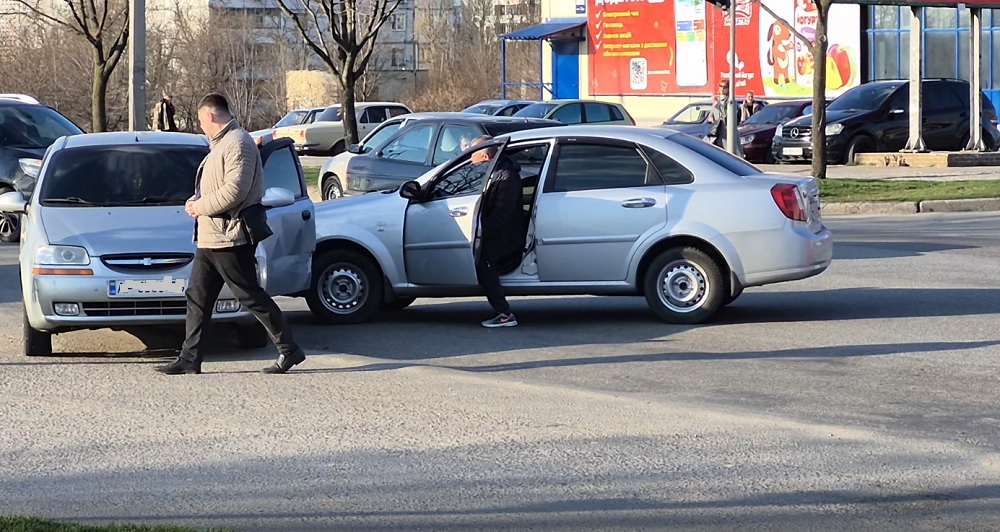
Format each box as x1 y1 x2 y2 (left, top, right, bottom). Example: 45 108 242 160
236 321 269 348
644 247 724 324
383 297 416 311
0 186 20 243
322 175 344 201
23 307 52 356
307 249 383 324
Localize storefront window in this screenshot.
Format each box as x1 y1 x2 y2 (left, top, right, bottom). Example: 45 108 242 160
925 32 958 78
874 5 898 30
900 32 911 79
926 7 957 29
873 33 898 80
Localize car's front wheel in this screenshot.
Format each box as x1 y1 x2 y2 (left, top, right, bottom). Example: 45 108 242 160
307 249 383 324
322 175 344 201
644 247 724 324
0 186 20 243
23 307 52 356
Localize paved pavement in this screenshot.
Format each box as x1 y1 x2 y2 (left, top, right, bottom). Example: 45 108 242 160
2 213 1000 530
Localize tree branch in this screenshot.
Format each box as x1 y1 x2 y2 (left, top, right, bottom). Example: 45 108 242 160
753 0 823 55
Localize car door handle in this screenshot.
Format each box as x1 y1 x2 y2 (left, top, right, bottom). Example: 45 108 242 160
302 210 311 220
450 207 468 217
621 198 657 208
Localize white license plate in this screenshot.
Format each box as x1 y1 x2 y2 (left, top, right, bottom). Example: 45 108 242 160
108 276 187 297
783 147 804 156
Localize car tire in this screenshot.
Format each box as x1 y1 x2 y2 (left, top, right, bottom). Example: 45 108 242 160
0 186 21 243
844 135 875 165
307 249 383 325
322 175 344 201
643 247 725 324
383 297 416 311
236 321 269 348
23 307 52 356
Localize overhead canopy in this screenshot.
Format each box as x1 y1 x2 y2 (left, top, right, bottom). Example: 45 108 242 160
854 0 1000 6
501 18 587 41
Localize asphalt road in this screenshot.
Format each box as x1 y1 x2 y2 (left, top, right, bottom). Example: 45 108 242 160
2 213 1000 531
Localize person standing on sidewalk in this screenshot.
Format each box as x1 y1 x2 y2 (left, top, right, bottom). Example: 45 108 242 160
155 92 306 375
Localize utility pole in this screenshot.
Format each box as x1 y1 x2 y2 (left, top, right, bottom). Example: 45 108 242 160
725 0 737 154
128 0 146 131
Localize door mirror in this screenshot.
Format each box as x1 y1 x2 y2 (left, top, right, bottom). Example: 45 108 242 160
0 190 27 213
399 180 423 200
261 187 295 208
347 143 361 154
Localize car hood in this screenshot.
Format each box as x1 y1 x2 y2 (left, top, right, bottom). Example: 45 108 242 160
41 206 196 255
738 123 778 135
315 188 400 218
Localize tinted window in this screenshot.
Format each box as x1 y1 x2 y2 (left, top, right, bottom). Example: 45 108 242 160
550 144 651 192
361 121 402 152
827 83 902 112
610 105 626 121
497 105 520 116
463 104 499 115
381 124 434 163
275 110 307 128
361 107 387 124
484 122 558 137
923 82 963 113
641 147 694 185
316 106 342 122
669 132 762 176
263 146 304 197
514 103 557 118
431 159 489 199
387 106 410 118
39 145 207 206
0 105 83 149
584 103 612 123
742 103 804 125
551 104 583 124
433 124 481 165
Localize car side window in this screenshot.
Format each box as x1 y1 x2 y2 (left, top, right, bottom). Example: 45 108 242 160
262 145 305 198
584 103 612 123
387 106 410 118
923 83 959 114
360 107 387 124
432 125 481 165
430 158 489 199
361 121 402 153
551 103 583 124
548 143 652 192
640 146 694 185
381 124 434 163
610 105 625 121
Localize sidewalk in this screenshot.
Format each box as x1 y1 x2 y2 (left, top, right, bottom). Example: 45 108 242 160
757 164 1000 181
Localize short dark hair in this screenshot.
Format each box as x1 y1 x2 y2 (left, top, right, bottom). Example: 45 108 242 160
198 93 231 117
470 135 497 157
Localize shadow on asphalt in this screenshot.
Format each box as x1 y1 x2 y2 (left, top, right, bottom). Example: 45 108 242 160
834 241 978 260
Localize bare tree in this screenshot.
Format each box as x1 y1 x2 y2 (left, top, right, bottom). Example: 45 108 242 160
14 0 129 132
274 0 403 144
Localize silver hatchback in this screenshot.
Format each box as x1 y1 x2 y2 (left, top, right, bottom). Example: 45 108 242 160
1 132 316 356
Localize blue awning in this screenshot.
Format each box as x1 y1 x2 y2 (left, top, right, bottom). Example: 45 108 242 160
501 18 587 41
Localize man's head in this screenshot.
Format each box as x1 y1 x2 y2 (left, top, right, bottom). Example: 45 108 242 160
197 93 233 137
718 81 730 98
469 135 496 164
744 91 755 103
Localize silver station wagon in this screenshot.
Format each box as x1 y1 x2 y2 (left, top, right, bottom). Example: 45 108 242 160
2 132 316 356
303 125 833 325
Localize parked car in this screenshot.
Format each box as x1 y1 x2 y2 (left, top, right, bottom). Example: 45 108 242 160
513 99 636 125
342 113 562 195
772 78 1000 164
273 102 412 155
737 99 817 163
462 99 536 116
1 132 316 356
0 93 85 243
304 125 831 326
250 106 326 141
662 99 771 140
318 112 474 201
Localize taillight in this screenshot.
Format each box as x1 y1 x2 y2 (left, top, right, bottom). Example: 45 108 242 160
770 184 806 221
299 130 306 139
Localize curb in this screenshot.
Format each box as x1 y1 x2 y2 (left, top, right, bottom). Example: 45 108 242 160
823 197 1000 215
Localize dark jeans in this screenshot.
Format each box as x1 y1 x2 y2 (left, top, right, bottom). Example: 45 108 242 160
476 247 511 316
179 244 298 362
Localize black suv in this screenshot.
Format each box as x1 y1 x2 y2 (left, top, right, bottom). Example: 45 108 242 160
0 95 84 241
772 79 1000 164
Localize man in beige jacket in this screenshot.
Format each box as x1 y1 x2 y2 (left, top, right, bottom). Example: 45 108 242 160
155 93 306 375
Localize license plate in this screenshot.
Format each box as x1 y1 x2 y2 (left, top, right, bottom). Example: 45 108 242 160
783 147 804 156
108 276 187 297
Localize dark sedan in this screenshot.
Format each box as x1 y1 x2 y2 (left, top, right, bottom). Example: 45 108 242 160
344 114 562 195
737 99 816 163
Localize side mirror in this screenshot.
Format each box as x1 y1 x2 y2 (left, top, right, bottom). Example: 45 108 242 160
0 190 27 213
261 187 295 208
399 180 422 200
347 143 361 154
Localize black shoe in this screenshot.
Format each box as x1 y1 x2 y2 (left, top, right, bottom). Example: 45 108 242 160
261 349 305 374
154 357 202 375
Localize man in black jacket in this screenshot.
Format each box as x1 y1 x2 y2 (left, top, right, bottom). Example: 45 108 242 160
469 135 524 328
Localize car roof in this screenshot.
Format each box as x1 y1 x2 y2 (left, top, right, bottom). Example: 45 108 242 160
502 124 675 144
401 113 559 125
57 131 209 149
355 101 410 107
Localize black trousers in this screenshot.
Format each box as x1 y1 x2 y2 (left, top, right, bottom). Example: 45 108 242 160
179 244 298 362
475 246 511 316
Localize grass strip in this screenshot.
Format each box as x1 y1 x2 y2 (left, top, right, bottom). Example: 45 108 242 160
817 179 1000 203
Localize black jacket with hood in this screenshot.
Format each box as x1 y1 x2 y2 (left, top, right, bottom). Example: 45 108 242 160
479 155 525 256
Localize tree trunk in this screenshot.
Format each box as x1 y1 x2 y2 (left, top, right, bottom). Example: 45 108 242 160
91 50 108 132
340 73 360 145
810 4 830 179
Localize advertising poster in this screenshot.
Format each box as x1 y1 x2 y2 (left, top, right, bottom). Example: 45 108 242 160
587 0 861 97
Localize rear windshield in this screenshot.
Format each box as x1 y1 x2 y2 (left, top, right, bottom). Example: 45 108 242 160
484 121 560 137
316 106 342 122
668 132 763 176
514 103 557 118
0 105 83 149
39 144 208 206
463 104 500 115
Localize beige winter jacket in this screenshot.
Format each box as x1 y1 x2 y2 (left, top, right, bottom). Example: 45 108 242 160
191 119 264 249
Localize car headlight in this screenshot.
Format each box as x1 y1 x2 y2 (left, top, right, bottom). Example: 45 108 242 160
775 124 783 137
34 245 91 266
825 123 844 136
18 158 41 178
740 134 755 145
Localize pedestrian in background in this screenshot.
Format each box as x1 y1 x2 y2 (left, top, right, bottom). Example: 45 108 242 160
740 90 763 123
155 95 178 131
706 81 730 149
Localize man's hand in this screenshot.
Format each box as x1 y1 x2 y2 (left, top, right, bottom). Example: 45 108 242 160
185 200 197 218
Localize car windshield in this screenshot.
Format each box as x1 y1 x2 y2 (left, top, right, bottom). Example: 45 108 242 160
275 110 307 128
666 104 712 124
742 104 803 125
38 144 208 207
463 104 500 115
316 106 342 122
514 103 557 118
827 83 901 112
668 132 763 176
0 105 83 149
